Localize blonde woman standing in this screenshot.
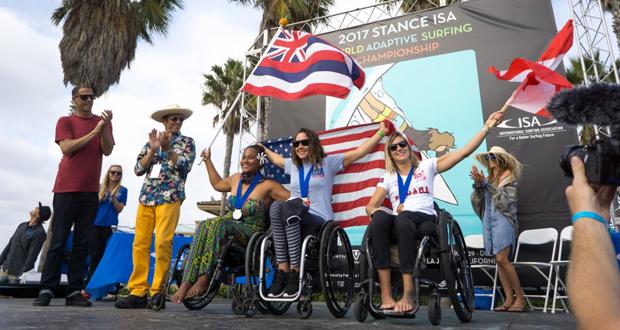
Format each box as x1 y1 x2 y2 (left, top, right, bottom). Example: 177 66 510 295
470 146 525 312
85 165 127 287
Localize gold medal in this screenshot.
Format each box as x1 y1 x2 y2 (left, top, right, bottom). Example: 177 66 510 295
397 204 404 213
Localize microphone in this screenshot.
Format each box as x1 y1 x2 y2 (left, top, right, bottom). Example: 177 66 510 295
547 83 620 126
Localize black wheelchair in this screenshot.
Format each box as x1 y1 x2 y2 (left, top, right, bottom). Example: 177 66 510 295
353 206 475 325
149 216 289 315
244 220 356 319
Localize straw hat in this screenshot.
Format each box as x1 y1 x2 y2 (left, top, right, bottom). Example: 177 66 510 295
150 104 193 123
475 146 521 171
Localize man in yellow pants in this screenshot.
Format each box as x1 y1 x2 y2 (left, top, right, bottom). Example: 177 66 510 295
115 105 195 309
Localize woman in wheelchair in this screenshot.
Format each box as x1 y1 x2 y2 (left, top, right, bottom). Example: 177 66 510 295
171 144 290 303
365 111 504 313
470 146 525 312
260 122 390 298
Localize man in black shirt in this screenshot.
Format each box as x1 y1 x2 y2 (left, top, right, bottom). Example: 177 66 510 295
0 202 51 284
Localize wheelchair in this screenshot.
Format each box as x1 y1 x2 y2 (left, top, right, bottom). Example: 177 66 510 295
353 206 475 326
245 220 356 319
170 230 291 316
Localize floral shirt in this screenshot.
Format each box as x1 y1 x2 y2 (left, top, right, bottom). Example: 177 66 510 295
134 132 196 206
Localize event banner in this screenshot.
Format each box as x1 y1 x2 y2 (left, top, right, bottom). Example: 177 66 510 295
269 0 577 240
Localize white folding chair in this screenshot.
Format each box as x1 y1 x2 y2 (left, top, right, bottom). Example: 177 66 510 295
512 228 559 313
550 226 572 314
464 234 501 310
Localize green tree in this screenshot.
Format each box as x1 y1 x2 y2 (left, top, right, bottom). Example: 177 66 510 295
202 58 249 215
377 0 453 13
230 0 334 33
51 0 183 96
601 0 620 54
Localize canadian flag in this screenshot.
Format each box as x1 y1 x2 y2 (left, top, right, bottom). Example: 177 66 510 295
489 20 574 117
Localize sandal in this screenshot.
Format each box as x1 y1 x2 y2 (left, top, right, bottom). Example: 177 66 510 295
507 304 527 312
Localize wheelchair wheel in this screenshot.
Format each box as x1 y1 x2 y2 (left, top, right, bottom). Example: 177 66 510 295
437 212 474 323
244 232 271 315
319 222 354 318
428 292 441 325
353 292 368 322
360 232 385 320
251 234 291 316
150 291 166 311
297 300 313 319
167 243 190 299
182 272 222 311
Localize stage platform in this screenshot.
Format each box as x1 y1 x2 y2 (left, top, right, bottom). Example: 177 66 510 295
0 298 575 329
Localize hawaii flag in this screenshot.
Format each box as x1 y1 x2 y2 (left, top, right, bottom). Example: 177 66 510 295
489 20 574 117
242 29 365 100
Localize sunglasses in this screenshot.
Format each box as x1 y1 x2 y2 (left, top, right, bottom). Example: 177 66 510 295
293 139 310 148
389 141 408 152
110 171 122 176
78 94 95 101
483 154 497 160
167 115 184 123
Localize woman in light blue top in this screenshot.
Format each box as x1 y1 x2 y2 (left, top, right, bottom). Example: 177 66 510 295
471 146 525 312
262 123 389 298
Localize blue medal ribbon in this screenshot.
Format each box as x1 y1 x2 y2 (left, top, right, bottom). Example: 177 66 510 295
397 166 414 205
298 164 314 199
235 173 262 210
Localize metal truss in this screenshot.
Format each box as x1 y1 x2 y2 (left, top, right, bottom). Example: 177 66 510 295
236 0 462 169
568 0 619 84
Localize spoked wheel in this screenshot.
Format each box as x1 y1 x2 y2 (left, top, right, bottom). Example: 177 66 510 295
244 232 272 315
438 212 474 322
164 243 190 301
360 233 385 320
182 271 222 311
319 222 355 318
252 235 291 316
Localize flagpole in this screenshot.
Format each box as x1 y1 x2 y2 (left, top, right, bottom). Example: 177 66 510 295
198 23 286 165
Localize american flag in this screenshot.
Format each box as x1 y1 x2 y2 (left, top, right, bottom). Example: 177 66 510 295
261 122 389 228
242 29 365 101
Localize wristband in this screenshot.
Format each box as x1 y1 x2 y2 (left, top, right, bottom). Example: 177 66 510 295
376 130 385 138
481 125 489 133
571 211 608 226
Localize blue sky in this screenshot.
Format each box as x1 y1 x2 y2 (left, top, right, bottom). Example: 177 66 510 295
0 0 614 260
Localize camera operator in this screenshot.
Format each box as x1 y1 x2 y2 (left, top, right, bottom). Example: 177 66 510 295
566 156 620 330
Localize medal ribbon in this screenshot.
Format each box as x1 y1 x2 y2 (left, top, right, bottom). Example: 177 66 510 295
298 164 314 199
235 173 262 210
397 166 414 205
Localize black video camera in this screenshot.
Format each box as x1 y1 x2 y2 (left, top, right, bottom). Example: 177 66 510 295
548 83 620 185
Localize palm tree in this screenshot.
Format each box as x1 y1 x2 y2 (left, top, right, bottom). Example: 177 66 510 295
601 0 620 53
230 0 334 33
51 0 183 96
202 58 249 215
377 0 456 13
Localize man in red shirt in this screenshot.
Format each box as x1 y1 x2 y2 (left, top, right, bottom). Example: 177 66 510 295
34 86 115 307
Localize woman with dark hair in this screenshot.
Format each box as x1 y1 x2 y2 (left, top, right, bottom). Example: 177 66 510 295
471 146 525 312
85 165 127 288
365 111 504 313
261 122 390 298
171 145 290 303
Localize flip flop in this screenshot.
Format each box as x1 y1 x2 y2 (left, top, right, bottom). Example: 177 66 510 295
494 304 512 312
